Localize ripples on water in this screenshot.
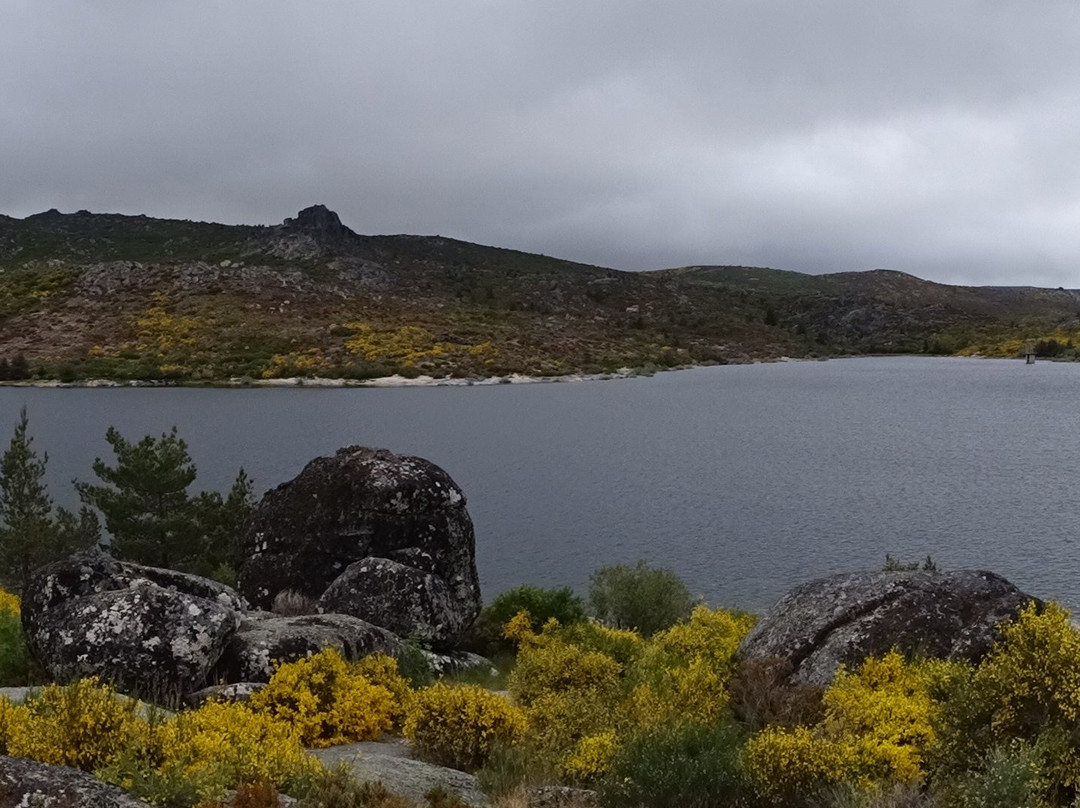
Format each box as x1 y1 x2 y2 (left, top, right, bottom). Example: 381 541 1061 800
3 356 1078 613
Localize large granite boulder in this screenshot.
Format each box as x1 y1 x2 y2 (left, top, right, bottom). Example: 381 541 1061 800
22 549 245 697
213 612 401 683
238 447 481 648
0 754 149 806
739 569 1037 685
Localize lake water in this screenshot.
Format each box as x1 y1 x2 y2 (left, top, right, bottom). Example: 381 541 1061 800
2 356 1078 614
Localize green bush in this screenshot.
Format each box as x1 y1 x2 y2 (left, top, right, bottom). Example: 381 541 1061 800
0 609 45 687
942 741 1041 808
589 561 695 637
476 742 554 798
298 764 412 808
599 721 746 808
469 584 587 654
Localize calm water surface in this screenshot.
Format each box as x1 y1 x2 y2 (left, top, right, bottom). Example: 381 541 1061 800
3 357 1078 613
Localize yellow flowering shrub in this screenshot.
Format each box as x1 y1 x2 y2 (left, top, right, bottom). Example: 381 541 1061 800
154 701 321 798
622 657 730 729
649 606 756 674
744 650 960 804
523 688 621 768
503 611 537 646
249 647 396 747
0 589 20 616
4 678 147 772
508 637 622 707
743 725 852 805
932 601 1080 797
351 653 415 727
552 621 644 668
822 650 960 783
404 683 525 771
974 601 1080 731
561 730 618 783
619 606 754 731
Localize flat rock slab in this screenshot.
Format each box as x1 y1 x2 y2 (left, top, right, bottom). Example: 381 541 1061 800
310 746 488 807
0 754 149 806
0 686 38 704
739 568 1037 685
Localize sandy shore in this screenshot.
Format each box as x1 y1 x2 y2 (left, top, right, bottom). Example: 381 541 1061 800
5 368 644 389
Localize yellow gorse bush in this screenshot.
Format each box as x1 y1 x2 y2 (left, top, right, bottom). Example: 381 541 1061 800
743 650 961 804
551 621 644 668
404 682 525 771
623 606 755 729
507 632 623 707
649 605 756 674
2 678 148 772
561 730 619 783
350 653 415 727
823 650 961 782
974 601 1080 730
249 647 396 747
153 700 321 799
743 725 851 805
0 589 20 616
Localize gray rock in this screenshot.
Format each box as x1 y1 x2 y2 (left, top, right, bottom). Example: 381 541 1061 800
116 562 249 613
185 681 265 708
0 686 39 704
739 568 1037 685
310 746 488 807
319 557 466 644
213 612 401 683
22 549 244 697
0 754 149 806
238 446 481 649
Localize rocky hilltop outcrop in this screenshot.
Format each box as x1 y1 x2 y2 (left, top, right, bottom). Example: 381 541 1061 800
238 446 482 650
739 568 1037 685
22 446 482 697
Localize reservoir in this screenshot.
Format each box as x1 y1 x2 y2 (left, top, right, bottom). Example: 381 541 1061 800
2 356 1077 614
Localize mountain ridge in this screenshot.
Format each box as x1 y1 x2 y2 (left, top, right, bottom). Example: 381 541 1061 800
2 206 1076 381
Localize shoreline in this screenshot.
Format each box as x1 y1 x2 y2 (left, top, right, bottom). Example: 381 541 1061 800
0 354 1043 389
0 366 650 389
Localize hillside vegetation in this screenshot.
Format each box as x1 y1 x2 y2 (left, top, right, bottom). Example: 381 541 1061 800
2 205 1078 382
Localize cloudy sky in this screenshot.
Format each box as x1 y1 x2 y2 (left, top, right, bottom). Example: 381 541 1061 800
3 2 1080 286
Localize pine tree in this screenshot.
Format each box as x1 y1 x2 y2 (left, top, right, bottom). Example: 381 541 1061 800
76 427 255 577
76 427 201 569
0 407 98 592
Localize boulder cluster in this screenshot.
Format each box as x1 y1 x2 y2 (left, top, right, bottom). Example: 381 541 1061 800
21 446 482 698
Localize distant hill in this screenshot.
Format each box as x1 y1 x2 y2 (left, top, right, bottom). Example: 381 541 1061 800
1 205 1076 382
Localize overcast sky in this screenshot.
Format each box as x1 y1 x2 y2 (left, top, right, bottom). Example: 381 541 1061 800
3 2 1080 286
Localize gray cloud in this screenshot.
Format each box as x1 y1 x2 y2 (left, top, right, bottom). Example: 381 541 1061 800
3 1 1080 286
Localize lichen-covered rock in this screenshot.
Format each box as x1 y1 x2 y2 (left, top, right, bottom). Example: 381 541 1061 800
318 557 464 643
22 549 244 697
0 754 149 806
238 446 481 649
213 612 401 683
739 568 1037 685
